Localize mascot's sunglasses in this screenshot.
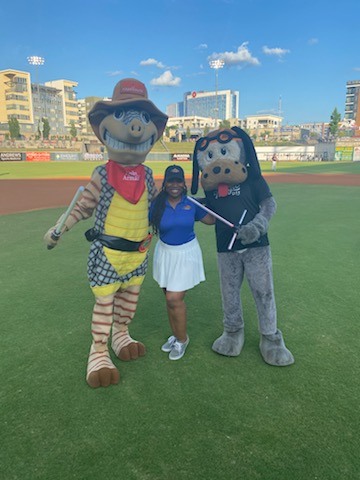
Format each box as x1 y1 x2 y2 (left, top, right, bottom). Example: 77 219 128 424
196 130 242 152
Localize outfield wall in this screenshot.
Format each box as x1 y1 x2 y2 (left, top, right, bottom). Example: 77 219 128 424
0 143 340 162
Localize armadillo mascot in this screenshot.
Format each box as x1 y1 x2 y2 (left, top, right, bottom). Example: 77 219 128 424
191 126 294 366
44 78 168 388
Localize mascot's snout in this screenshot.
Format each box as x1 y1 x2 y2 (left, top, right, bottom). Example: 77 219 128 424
201 158 248 196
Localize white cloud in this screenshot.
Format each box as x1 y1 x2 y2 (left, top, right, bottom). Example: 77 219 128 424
353 67 360 71
196 43 208 50
208 42 260 67
262 46 290 58
150 70 181 87
107 70 123 77
140 58 165 69
308 38 319 45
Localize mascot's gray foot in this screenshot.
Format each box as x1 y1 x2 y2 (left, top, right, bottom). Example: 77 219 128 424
212 329 244 357
260 329 294 366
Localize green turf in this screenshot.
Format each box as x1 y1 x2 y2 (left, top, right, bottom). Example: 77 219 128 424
0 183 359 479
0 159 360 180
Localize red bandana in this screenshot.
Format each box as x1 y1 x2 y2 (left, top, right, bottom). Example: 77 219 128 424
106 160 146 204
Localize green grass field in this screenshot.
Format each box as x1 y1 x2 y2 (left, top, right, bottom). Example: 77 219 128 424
0 177 359 479
0 159 360 179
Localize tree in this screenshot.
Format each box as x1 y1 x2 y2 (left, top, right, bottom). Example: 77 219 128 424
219 119 231 129
8 118 20 139
70 122 77 139
186 126 191 141
329 108 341 138
203 125 210 136
42 118 50 140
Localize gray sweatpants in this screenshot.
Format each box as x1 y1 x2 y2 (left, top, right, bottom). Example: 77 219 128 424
217 246 277 336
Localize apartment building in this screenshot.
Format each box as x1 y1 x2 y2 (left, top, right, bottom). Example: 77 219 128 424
0 69 33 135
31 83 66 136
45 79 78 130
0 69 78 138
344 80 360 126
78 96 105 136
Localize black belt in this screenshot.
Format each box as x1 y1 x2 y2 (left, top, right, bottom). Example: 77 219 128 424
85 228 152 252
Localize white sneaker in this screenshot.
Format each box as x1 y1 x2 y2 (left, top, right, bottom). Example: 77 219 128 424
161 335 176 352
169 337 190 361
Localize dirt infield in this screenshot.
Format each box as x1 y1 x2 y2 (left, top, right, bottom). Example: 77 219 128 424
1 173 359 215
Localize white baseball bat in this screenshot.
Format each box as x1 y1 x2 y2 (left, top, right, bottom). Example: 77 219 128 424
227 209 247 250
48 186 85 248
187 196 234 227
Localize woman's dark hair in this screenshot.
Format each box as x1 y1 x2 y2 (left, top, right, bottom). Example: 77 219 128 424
150 182 187 235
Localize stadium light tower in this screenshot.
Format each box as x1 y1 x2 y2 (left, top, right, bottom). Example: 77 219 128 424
209 59 225 128
27 55 45 89
28 56 45 138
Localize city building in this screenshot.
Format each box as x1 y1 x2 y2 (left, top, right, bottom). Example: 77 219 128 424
344 80 360 126
78 96 104 136
300 122 329 141
31 83 66 137
166 102 184 117
0 69 77 138
183 89 239 123
0 69 33 136
44 79 78 131
245 114 282 131
166 115 216 141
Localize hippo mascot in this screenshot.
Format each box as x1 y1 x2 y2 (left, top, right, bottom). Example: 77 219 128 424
191 126 294 366
44 78 168 387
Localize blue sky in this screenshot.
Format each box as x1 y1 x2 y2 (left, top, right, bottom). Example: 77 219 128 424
1 0 359 125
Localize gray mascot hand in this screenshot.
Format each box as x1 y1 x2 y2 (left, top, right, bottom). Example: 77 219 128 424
237 197 276 245
237 214 269 245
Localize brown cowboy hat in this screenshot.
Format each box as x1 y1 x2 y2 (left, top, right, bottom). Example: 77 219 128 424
88 78 168 142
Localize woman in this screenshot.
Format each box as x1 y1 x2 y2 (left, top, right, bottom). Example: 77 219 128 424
150 164 215 360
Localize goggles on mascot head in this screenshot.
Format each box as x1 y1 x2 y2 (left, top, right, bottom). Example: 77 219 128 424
196 130 242 152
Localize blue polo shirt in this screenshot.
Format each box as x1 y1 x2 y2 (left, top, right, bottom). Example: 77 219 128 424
151 196 207 246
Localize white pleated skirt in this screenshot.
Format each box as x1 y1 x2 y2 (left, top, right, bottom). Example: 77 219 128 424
153 238 205 292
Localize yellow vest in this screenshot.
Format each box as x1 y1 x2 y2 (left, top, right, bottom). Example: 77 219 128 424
103 189 148 276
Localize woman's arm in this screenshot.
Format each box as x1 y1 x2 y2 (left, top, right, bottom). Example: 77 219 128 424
199 213 216 225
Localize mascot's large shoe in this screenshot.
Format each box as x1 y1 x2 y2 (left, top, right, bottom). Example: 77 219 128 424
260 329 294 366
111 322 146 362
44 79 168 387
212 329 244 357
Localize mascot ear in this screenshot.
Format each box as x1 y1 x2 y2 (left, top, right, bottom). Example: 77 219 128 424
231 126 262 178
191 142 200 194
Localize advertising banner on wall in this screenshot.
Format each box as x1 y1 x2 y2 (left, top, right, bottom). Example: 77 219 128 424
53 152 80 161
0 152 23 161
83 153 104 161
334 146 353 161
26 152 51 162
172 153 191 161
